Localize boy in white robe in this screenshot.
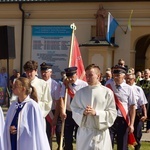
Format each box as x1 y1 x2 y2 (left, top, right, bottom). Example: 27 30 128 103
10 60 52 119
70 64 117 150
23 60 52 118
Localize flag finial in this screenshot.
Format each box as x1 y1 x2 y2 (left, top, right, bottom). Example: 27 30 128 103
70 23 76 31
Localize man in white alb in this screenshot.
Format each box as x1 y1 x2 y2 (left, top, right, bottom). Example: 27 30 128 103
70 64 117 150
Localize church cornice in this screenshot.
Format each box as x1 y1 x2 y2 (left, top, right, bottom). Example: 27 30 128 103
0 2 149 20
0 0 150 3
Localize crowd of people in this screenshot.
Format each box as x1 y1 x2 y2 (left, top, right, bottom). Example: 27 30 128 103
0 58 149 150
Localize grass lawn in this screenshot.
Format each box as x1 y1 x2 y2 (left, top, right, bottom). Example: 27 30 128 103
52 137 150 150
114 142 150 150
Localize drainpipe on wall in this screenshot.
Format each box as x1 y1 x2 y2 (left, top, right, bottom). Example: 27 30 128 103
19 2 25 74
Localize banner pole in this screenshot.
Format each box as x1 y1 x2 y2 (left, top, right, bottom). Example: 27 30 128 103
59 23 76 150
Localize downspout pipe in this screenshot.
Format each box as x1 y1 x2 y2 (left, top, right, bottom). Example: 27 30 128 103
19 2 25 74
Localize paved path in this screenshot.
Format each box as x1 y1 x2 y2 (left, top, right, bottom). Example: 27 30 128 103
141 132 150 142
141 122 150 142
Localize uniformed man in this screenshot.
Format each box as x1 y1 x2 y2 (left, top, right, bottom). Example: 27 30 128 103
126 73 147 150
106 65 136 150
60 66 88 150
40 62 61 149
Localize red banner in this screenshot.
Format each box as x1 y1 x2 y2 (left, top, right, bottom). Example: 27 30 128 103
70 35 86 81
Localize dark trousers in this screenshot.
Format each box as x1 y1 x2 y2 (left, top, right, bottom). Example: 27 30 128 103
56 116 63 149
46 119 52 149
134 116 143 150
64 110 78 150
146 120 150 130
109 117 128 150
46 110 62 149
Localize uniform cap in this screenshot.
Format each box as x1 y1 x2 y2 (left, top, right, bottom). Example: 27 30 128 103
64 66 77 77
40 62 53 71
113 65 127 74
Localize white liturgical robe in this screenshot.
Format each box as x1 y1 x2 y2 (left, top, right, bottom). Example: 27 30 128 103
70 83 117 150
31 77 52 117
4 96 50 150
0 107 4 150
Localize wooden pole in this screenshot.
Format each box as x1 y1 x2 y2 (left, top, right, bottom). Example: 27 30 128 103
59 23 76 150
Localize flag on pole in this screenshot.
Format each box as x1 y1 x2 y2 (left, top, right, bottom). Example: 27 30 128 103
70 35 86 81
59 23 86 150
46 111 56 136
67 35 86 98
127 10 133 31
106 12 119 43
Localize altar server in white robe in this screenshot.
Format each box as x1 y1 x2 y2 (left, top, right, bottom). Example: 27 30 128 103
70 64 117 150
23 60 52 118
0 106 4 150
4 77 50 150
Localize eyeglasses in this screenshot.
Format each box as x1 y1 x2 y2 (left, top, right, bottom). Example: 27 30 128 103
126 78 134 80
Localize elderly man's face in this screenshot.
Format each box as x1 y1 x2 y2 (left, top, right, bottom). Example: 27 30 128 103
113 73 125 84
67 73 77 84
41 70 52 81
126 74 135 85
144 70 150 79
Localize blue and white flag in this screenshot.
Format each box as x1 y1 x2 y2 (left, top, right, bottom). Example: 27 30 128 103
106 12 119 43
